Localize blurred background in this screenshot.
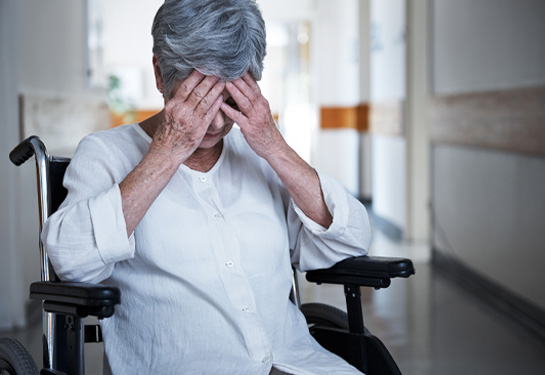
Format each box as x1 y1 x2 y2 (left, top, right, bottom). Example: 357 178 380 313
1 0 545 374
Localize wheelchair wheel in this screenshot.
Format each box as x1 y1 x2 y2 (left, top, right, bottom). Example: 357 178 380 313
301 302 350 330
0 338 39 375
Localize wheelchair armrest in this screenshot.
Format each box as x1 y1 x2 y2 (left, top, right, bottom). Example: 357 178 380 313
305 255 415 289
30 281 120 319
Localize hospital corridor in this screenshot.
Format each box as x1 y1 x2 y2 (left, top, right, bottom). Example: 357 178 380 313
1 0 545 374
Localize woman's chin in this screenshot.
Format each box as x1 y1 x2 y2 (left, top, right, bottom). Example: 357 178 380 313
198 134 224 150
199 125 233 149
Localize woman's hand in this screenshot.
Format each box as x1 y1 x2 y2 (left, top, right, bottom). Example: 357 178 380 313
221 73 286 159
222 73 333 228
151 70 225 164
119 71 224 236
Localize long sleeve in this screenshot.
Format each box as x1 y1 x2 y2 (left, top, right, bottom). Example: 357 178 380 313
287 170 372 272
41 132 137 283
39 126 366 374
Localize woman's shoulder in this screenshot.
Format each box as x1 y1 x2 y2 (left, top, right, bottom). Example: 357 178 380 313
80 123 142 148
75 124 148 157
70 124 149 179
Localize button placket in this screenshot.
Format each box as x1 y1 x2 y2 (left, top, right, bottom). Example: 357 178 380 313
204 185 258 318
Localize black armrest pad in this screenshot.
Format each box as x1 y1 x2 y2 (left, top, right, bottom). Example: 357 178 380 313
30 281 120 308
305 255 415 288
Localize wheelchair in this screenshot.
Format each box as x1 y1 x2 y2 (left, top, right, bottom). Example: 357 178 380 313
1 135 415 375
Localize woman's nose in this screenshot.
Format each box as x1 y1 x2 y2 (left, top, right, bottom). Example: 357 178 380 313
209 109 225 130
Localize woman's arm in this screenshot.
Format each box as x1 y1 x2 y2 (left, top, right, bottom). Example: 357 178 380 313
42 72 226 283
121 71 225 235
261 143 333 228
221 73 332 228
221 74 371 271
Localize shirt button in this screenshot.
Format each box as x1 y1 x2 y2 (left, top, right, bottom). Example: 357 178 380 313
225 261 234 268
199 176 207 182
261 356 271 363
242 307 251 313
214 213 222 219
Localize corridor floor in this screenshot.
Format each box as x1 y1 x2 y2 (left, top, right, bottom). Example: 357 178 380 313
300 230 545 374
4 229 545 374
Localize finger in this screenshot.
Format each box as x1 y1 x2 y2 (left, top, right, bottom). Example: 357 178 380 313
171 70 206 100
203 95 226 124
220 101 247 125
240 72 261 96
186 75 221 108
195 80 226 116
225 81 253 113
231 72 261 102
229 77 253 101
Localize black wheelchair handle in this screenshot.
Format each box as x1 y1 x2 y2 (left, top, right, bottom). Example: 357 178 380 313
9 135 39 166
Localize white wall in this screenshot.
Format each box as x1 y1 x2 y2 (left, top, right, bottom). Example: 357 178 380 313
99 0 163 109
433 0 545 95
17 0 90 95
358 1 373 201
258 0 313 23
0 0 27 330
433 145 545 311
312 0 361 196
370 0 405 102
315 129 361 197
314 0 360 107
432 0 545 310
369 0 406 232
0 0 105 329
372 135 406 230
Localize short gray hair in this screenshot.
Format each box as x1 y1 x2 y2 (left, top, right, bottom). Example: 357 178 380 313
152 0 267 96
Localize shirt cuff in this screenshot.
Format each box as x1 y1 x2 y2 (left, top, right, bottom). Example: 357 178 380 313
291 170 349 239
89 184 135 265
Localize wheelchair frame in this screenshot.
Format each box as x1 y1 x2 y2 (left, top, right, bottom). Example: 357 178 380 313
4 135 415 375
8 136 120 375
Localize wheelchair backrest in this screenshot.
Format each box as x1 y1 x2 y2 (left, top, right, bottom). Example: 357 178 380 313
49 157 70 214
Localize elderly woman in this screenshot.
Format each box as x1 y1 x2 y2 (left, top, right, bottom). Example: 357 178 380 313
42 0 371 374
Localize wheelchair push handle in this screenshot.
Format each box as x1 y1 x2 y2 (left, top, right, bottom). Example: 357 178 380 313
9 135 43 166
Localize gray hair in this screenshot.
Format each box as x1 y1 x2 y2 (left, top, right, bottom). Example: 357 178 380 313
152 0 267 97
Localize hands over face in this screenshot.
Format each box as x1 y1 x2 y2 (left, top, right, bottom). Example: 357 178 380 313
221 73 285 159
151 70 282 163
151 70 225 163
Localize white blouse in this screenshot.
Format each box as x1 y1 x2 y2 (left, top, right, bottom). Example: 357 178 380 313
42 124 371 375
